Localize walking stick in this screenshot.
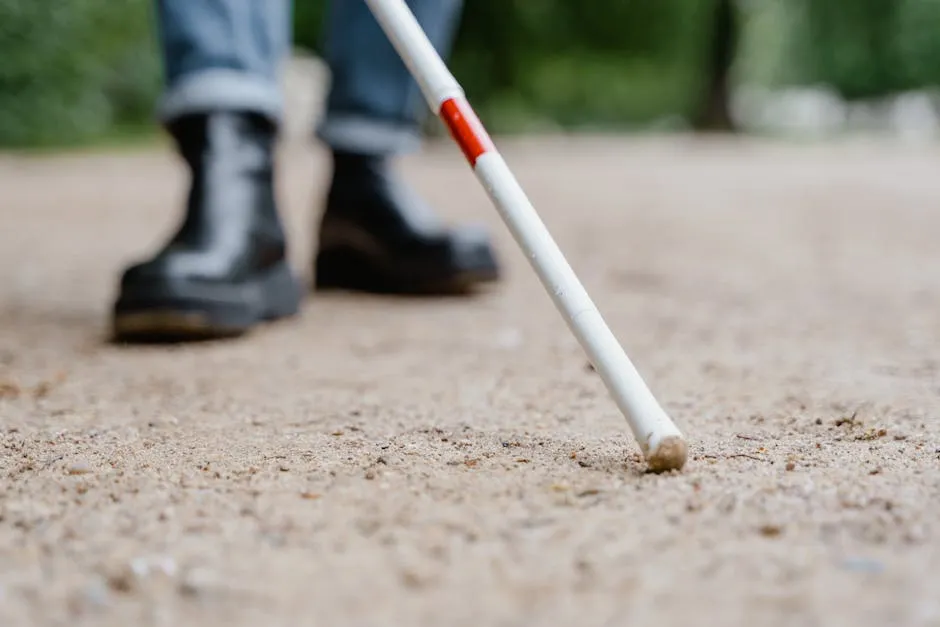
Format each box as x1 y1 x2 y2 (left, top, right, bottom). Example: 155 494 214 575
364 0 688 471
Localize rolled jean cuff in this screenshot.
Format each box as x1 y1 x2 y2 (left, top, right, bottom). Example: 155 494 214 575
315 113 422 156
157 69 283 124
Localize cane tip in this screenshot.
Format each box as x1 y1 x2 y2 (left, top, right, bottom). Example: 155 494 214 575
646 435 688 473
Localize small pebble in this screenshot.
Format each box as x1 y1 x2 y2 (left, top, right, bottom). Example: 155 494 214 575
758 524 783 537
106 567 136 593
67 461 93 475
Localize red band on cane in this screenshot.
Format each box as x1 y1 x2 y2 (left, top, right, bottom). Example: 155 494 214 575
439 98 494 166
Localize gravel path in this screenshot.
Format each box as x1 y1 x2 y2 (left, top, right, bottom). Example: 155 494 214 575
1 135 939 626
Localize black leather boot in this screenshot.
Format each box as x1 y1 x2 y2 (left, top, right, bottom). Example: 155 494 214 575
314 151 501 295
112 112 302 342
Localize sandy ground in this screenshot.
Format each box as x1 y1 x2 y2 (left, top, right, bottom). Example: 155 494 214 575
1 135 939 626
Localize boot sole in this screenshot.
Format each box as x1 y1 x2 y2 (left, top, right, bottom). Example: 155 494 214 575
314 246 500 296
112 261 302 343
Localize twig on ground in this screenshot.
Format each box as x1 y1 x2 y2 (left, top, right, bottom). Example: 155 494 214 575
726 453 766 462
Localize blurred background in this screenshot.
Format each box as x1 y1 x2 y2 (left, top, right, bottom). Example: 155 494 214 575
2 0 940 149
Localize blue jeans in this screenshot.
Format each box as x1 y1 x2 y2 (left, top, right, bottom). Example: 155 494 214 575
155 0 463 155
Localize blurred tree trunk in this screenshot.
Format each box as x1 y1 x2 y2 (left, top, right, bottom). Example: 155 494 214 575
692 0 739 132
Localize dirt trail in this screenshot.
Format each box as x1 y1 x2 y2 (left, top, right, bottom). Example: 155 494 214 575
1 135 939 626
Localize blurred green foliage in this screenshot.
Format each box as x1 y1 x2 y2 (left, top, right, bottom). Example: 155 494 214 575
741 0 940 99
297 0 725 132
3 0 940 147
0 0 160 147
445 0 719 131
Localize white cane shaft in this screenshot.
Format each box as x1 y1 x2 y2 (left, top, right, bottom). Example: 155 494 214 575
473 154 683 452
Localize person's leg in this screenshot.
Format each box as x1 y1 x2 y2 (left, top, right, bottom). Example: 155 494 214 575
156 0 288 122
316 0 460 155
112 0 301 342
312 0 501 295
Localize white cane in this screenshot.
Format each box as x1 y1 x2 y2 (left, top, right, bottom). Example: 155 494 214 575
364 0 688 472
